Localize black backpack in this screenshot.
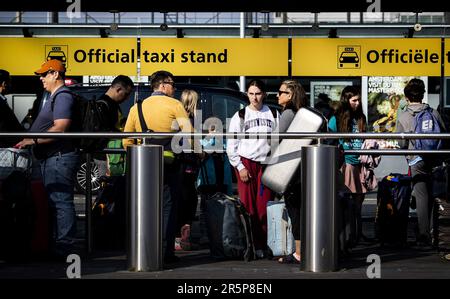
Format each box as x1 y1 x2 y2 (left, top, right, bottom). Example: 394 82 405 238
51 90 110 152
238 106 278 131
205 192 256 261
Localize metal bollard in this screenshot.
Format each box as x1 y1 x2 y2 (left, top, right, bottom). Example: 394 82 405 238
300 144 338 272
85 153 92 255
127 145 163 271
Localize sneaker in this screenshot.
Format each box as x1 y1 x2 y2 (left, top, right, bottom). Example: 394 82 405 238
255 249 265 259
180 224 191 250
174 237 182 251
278 253 301 264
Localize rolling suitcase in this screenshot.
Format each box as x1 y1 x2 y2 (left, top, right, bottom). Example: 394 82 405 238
266 200 295 257
261 107 326 195
432 198 450 252
431 164 450 251
375 173 412 247
338 191 357 253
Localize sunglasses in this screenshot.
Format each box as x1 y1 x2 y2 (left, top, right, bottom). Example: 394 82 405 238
40 70 56 77
278 90 290 96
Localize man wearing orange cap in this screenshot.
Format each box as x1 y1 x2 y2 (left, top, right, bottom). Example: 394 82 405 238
16 59 80 259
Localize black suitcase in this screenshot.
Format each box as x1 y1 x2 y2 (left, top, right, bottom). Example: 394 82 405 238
431 163 450 251
432 198 450 252
375 173 412 247
91 175 127 250
337 191 357 254
431 163 449 201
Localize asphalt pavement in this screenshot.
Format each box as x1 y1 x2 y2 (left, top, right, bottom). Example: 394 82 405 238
1 190 449 280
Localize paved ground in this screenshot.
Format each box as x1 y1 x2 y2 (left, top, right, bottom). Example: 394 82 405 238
1 190 449 280
0 237 449 279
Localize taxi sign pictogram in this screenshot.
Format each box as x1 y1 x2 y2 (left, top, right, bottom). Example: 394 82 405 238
45 45 68 68
338 46 360 69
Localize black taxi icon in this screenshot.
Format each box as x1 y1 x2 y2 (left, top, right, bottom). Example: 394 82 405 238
339 50 359 68
47 50 67 64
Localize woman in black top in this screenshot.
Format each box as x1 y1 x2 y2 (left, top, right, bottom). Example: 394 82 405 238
276 79 307 264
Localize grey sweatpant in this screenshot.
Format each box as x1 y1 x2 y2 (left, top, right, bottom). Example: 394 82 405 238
410 160 433 240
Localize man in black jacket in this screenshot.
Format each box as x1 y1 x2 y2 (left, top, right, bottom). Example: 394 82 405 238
98 75 134 134
92 75 134 177
0 69 24 147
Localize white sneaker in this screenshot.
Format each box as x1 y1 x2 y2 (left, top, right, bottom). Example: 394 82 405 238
174 237 182 251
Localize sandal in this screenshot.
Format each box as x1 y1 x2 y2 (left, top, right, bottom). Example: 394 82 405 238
278 253 300 264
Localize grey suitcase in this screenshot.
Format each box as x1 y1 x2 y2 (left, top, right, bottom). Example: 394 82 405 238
261 107 325 195
266 200 295 257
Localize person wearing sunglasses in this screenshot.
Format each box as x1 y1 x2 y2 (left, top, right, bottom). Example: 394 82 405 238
275 79 308 264
123 70 194 264
227 79 279 259
16 59 80 260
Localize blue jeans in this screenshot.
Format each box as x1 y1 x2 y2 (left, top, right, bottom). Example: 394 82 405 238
40 151 80 255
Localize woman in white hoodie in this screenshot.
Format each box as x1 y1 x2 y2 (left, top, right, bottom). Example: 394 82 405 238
227 79 279 259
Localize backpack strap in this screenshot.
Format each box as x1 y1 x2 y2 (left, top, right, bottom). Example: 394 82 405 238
50 89 97 111
137 101 158 146
269 107 278 119
238 106 278 120
137 100 149 132
238 107 245 119
238 106 278 131
137 100 155 145
50 89 75 112
238 107 246 131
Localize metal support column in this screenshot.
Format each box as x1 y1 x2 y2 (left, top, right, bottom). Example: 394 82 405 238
85 153 92 255
239 12 246 92
300 144 338 272
127 145 163 272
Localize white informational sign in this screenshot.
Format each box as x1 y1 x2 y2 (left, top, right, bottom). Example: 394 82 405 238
310 81 353 107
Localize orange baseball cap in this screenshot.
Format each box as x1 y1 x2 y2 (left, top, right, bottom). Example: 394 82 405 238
34 59 66 75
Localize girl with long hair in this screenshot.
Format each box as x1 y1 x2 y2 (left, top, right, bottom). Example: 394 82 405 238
328 85 367 246
227 79 279 259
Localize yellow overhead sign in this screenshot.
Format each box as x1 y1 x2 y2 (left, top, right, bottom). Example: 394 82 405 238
1 37 449 77
292 38 444 76
446 39 450 77
0 38 137 75
140 38 288 76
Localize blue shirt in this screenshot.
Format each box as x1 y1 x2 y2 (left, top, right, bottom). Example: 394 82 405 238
328 115 363 165
30 86 77 158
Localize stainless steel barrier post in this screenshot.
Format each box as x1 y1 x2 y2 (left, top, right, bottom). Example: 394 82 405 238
127 145 163 271
300 144 338 272
85 152 92 255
